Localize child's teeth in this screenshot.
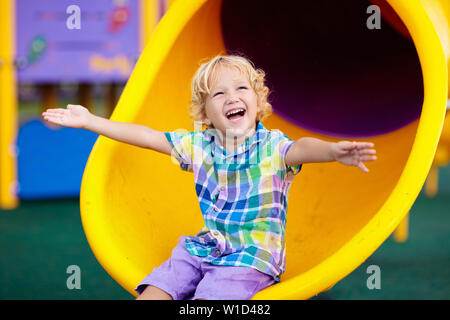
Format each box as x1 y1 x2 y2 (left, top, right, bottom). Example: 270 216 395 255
227 109 244 116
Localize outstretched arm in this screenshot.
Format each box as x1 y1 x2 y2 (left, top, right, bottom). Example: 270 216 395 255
285 137 377 172
42 104 172 155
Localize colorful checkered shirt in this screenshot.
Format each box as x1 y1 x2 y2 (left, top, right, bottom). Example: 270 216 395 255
165 122 301 281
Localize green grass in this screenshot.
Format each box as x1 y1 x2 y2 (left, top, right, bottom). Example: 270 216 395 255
315 192 450 300
0 198 132 300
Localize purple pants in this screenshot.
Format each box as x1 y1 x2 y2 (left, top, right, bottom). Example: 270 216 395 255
135 236 275 300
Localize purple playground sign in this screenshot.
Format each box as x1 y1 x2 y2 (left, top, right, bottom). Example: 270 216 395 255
16 0 140 83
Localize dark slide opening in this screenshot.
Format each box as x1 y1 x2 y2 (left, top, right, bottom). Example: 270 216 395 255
222 0 423 138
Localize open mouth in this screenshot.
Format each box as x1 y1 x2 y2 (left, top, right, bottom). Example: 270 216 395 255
225 108 246 121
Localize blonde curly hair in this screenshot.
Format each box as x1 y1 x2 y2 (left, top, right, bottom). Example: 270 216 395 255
189 54 272 127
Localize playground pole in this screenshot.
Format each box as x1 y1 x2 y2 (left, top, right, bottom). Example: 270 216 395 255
139 0 159 51
140 0 175 51
0 0 18 210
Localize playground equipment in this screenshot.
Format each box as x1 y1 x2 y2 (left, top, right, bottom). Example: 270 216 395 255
393 104 450 243
0 0 18 209
80 0 449 299
425 110 450 197
0 0 167 208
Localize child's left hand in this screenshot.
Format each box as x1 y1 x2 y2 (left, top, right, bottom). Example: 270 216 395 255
332 141 377 172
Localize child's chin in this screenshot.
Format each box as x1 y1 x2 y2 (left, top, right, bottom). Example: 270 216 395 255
225 126 254 138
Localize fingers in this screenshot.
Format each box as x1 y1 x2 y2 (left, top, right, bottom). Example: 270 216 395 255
356 143 376 162
341 141 375 150
352 153 377 164
42 107 69 121
337 141 377 172
360 155 377 162
341 144 376 157
340 141 357 151
42 108 66 116
355 142 375 149
43 104 77 114
355 154 376 173
341 142 376 160
359 149 377 157
358 162 369 173
351 149 377 173
42 113 63 125
42 108 66 124
340 142 372 153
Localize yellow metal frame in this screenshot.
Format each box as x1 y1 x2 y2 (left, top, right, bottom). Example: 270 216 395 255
139 0 158 51
425 111 450 197
80 0 449 299
0 0 18 210
140 0 176 51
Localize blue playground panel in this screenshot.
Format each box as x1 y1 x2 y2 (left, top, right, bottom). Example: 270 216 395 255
17 118 98 199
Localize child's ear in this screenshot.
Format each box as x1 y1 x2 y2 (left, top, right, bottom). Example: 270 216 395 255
256 94 262 113
201 110 212 126
256 104 262 119
202 115 212 126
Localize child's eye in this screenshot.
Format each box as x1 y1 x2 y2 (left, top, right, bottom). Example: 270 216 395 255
213 91 223 97
238 86 248 90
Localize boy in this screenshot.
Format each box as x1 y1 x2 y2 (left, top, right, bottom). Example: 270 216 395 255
42 55 376 300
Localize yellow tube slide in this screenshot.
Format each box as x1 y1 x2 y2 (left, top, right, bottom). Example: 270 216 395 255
80 0 448 299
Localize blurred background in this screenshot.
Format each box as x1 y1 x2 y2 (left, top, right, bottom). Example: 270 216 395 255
1 0 449 299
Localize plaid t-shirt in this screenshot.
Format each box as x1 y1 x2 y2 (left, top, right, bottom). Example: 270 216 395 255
165 122 301 281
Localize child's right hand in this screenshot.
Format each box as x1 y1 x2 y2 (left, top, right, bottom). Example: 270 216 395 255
42 104 91 129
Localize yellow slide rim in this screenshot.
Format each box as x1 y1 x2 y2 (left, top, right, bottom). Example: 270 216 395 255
80 0 448 299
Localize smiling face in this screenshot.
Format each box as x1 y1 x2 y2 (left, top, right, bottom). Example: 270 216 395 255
203 66 260 140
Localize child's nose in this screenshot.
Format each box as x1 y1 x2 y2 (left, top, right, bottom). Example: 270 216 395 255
225 94 239 104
